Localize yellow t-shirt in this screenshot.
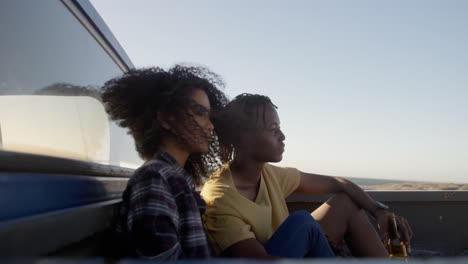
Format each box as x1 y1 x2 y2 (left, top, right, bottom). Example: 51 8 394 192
201 163 301 254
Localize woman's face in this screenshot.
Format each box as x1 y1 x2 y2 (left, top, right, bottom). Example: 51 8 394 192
242 104 286 162
177 88 214 153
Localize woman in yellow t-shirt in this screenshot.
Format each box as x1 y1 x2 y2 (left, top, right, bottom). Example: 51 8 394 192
201 93 413 259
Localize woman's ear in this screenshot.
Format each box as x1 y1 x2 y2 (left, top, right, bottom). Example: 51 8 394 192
157 112 171 130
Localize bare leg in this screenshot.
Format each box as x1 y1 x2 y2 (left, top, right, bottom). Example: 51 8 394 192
311 193 388 257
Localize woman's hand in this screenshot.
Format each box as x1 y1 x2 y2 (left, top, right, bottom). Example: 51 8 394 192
394 214 413 247
375 210 414 250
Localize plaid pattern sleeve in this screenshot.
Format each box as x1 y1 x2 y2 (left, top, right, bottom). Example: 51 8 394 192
117 153 211 260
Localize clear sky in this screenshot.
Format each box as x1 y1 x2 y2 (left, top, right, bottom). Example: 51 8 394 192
91 0 468 183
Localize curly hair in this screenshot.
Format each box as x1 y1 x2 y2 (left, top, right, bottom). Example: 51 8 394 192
213 93 277 163
101 64 229 184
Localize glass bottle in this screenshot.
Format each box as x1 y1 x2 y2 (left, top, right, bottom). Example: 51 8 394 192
387 212 408 258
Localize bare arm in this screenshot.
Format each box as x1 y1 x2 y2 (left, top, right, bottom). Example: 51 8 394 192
222 238 279 260
295 171 413 244
295 171 381 216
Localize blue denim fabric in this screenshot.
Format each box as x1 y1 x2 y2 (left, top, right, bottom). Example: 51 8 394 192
265 210 335 258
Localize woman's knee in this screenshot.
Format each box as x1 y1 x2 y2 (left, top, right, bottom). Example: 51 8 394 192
327 193 359 212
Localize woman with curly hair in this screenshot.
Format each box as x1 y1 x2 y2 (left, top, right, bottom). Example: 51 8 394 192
201 93 413 259
101 65 228 260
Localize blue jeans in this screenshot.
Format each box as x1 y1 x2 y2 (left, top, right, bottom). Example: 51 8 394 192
265 210 335 258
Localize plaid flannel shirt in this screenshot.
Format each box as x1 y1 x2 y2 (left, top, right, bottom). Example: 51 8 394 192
116 152 211 260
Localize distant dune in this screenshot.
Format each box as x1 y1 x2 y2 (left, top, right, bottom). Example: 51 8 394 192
362 183 468 191
346 177 468 191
